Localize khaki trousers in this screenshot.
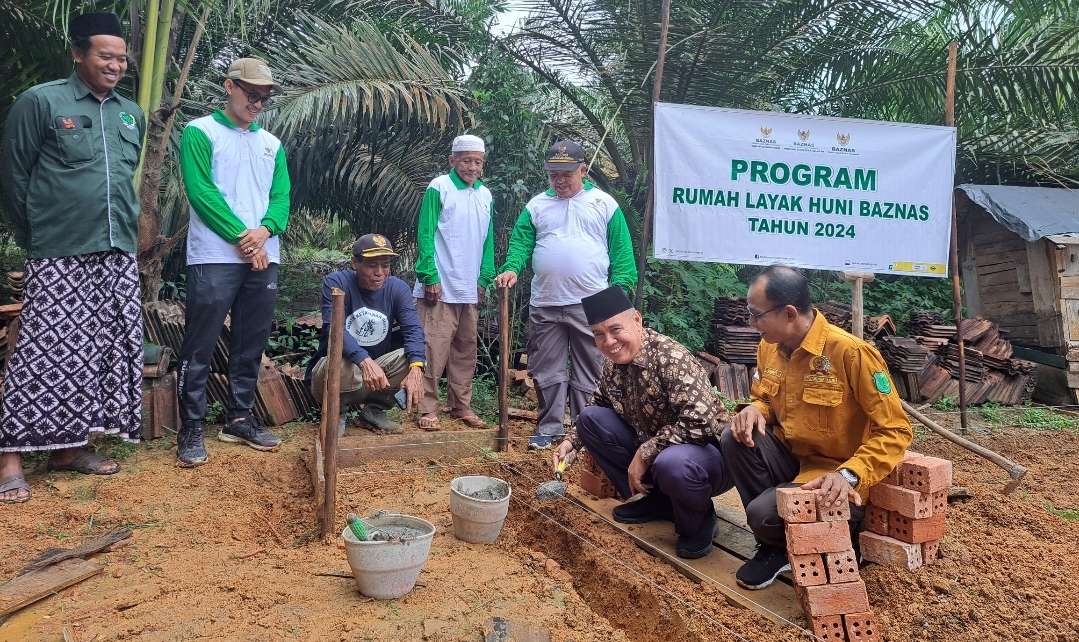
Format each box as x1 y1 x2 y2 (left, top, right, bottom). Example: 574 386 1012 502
415 299 479 415
310 348 409 410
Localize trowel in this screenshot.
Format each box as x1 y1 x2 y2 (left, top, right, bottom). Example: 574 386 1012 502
536 456 571 500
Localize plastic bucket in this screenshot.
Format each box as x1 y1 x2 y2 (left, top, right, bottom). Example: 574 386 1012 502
449 475 511 544
342 513 436 599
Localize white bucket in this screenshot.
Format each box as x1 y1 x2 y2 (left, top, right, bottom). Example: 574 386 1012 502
342 513 436 600
449 475 511 544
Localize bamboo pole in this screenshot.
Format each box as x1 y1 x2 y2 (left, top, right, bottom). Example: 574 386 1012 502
136 0 161 114
902 401 1027 493
497 286 511 452
147 0 176 113
319 288 345 539
632 0 672 307
944 41 969 434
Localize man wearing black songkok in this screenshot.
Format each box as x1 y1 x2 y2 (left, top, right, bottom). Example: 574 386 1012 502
552 286 733 558
0 12 144 503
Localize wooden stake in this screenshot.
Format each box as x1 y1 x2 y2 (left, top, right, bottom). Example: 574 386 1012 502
842 271 875 339
632 0 673 307
944 41 969 434
902 401 1027 494
497 286 511 452
319 288 345 539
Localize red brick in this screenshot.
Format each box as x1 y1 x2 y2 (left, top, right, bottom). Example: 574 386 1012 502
889 512 946 544
882 450 923 485
844 611 883 641
776 487 818 523
900 456 953 494
868 483 933 519
816 492 853 522
810 615 847 640
789 553 827 587
786 521 852 555
578 469 616 499
922 539 940 565
864 505 890 535
930 490 948 516
825 548 860 584
859 531 922 570
801 579 870 617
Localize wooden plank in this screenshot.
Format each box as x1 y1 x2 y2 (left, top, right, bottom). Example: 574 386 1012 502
335 429 499 467
0 559 103 617
975 270 1019 288
567 488 804 628
17 528 130 576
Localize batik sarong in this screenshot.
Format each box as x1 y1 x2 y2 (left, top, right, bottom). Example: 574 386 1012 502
0 250 143 451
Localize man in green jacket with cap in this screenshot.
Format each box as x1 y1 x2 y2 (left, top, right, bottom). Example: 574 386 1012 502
0 12 145 503
495 140 637 449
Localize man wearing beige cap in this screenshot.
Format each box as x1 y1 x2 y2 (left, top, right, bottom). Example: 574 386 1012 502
413 134 495 431
175 57 291 467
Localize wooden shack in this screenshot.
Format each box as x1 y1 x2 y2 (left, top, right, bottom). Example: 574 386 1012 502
956 184 1079 403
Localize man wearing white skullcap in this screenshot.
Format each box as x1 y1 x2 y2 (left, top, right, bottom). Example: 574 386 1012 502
412 134 495 430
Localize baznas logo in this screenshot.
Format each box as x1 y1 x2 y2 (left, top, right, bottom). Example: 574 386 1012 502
836 133 851 146
760 127 773 137
119 112 137 130
798 130 811 141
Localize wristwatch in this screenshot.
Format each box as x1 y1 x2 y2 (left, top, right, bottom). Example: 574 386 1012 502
838 468 859 487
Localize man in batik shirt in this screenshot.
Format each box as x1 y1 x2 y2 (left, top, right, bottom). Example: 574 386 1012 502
552 286 733 559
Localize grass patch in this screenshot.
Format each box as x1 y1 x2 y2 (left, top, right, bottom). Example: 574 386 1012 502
1045 503 1079 521
932 396 958 412
1018 407 1078 432
978 402 1005 425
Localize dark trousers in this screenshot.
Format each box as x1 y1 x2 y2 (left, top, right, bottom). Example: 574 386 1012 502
177 263 278 422
577 406 732 536
719 427 864 551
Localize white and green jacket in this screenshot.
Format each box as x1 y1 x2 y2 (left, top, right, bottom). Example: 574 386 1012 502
179 110 290 265
499 181 636 308
412 169 495 304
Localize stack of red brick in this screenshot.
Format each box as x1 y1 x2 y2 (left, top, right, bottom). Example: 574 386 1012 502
860 451 952 570
780 487 880 641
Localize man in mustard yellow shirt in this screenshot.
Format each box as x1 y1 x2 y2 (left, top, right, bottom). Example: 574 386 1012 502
721 266 912 590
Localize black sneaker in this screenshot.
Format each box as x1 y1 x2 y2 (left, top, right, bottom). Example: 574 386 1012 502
218 414 281 451
612 493 674 524
358 405 403 434
677 519 718 559
736 545 791 590
177 421 208 467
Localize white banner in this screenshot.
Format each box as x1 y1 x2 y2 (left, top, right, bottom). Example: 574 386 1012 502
653 103 957 277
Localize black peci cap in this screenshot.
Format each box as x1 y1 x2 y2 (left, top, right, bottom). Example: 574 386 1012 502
69 12 123 39
582 285 634 325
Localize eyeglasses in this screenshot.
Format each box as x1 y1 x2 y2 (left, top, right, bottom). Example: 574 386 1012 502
747 304 784 322
234 81 274 107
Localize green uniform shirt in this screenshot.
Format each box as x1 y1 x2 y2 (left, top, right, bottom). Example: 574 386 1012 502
1 74 145 258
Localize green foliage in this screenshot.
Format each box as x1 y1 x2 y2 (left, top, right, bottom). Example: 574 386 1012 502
205 401 225 424
978 402 1005 425
1018 407 1078 431
642 260 744 352
933 396 959 412
1045 503 1079 521
265 321 321 365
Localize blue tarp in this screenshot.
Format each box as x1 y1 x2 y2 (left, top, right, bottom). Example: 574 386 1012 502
957 184 1079 242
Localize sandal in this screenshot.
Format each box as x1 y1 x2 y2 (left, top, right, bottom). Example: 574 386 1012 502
0 475 31 504
452 413 487 428
47 450 120 476
418 414 442 432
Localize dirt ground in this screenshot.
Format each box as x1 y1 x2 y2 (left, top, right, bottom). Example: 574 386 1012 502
0 415 1077 641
